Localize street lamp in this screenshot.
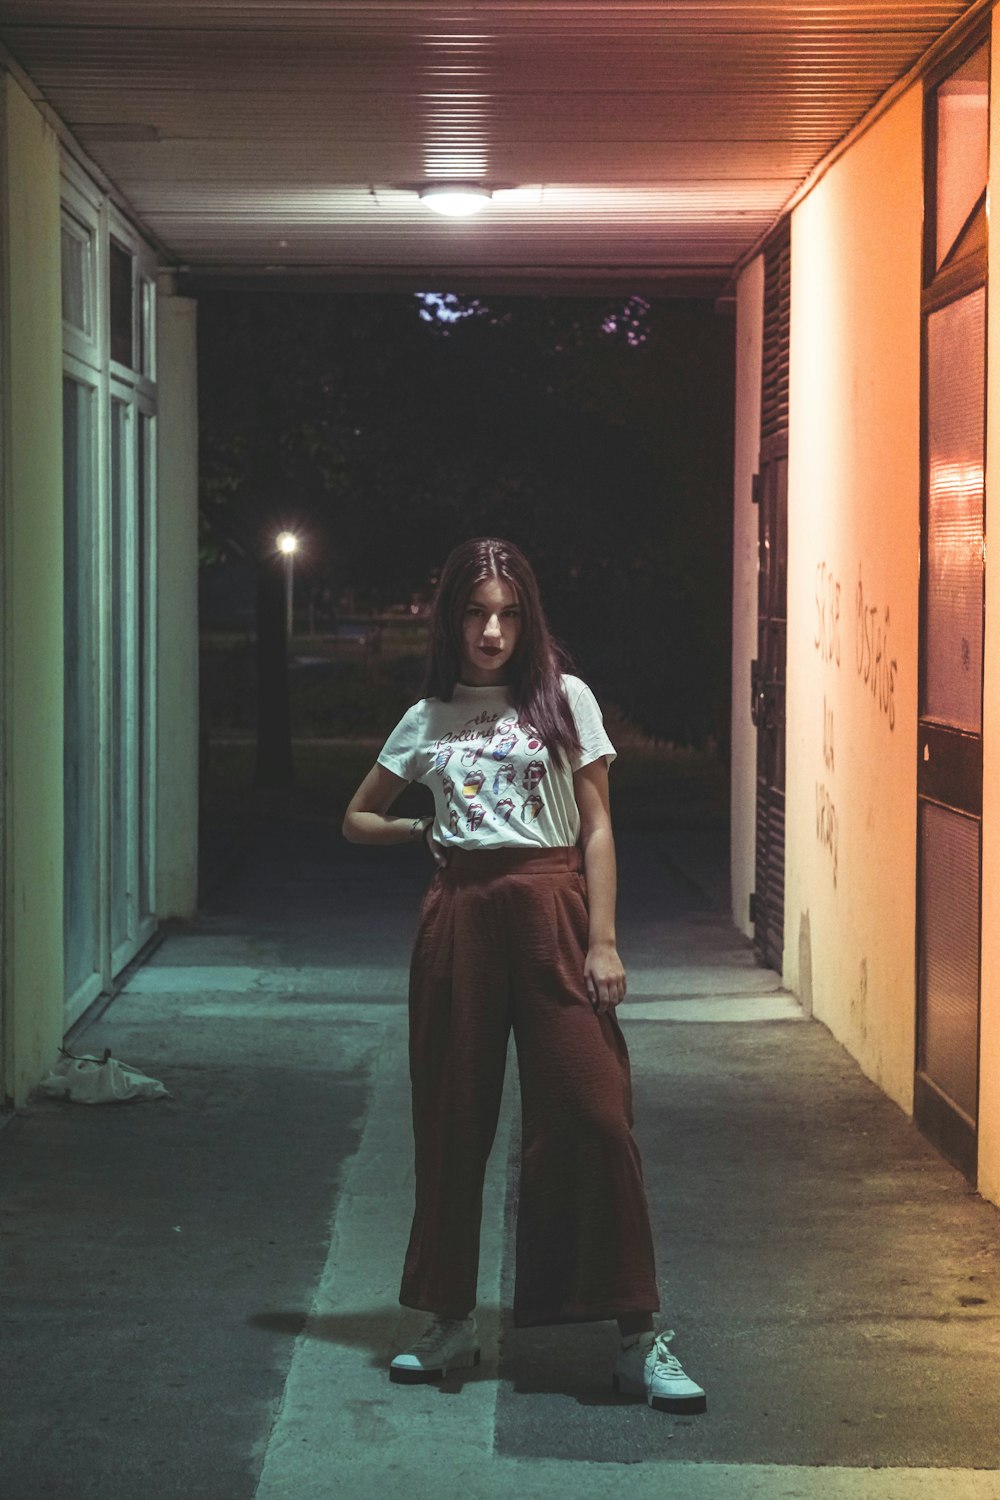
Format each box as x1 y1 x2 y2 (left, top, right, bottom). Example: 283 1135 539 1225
276 531 299 640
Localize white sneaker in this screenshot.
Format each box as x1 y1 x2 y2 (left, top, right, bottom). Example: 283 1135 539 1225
389 1315 481 1385
613 1328 706 1414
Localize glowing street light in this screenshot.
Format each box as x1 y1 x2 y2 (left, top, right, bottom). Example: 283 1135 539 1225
276 531 300 639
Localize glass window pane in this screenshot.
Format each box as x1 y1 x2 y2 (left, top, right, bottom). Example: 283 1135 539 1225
140 277 155 379
943 194 988 270
63 376 101 1001
110 241 134 367
924 288 985 730
61 218 91 335
935 43 989 270
111 400 132 952
139 413 153 921
919 802 980 1120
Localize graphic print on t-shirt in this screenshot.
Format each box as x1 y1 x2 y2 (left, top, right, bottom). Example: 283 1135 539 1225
462 767 485 799
432 709 547 837
492 762 515 794
523 759 546 791
376 674 616 850
491 729 518 761
522 793 543 822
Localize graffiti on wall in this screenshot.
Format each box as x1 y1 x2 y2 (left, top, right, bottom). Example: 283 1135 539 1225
811 560 901 886
814 561 842 667
855 565 897 730
815 779 839 888
813 562 842 888
816 691 839 888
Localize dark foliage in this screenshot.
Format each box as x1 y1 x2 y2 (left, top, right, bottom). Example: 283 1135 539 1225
198 291 734 745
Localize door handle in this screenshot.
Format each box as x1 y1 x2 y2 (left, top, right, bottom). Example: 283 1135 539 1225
753 689 768 727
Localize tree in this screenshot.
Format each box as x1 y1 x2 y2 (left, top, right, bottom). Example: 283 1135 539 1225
198 291 734 749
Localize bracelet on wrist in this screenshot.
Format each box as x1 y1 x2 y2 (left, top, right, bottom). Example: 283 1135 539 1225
410 816 427 841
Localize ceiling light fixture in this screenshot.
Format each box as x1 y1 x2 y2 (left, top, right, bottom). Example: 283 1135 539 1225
419 184 493 218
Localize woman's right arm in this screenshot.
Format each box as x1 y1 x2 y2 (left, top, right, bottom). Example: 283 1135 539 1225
342 763 430 845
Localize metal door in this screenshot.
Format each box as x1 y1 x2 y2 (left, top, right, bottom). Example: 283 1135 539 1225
751 441 787 971
915 34 989 1183
915 283 986 1182
750 227 790 972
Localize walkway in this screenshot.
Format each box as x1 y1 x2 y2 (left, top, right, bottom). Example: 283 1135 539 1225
1 808 999 1500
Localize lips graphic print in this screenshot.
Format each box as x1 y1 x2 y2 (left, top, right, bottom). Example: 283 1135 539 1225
492 763 515 794
522 759 546 791
463 768 485 798
521 793 544 823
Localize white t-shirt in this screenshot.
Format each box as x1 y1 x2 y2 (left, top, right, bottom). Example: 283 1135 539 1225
377 674 616 850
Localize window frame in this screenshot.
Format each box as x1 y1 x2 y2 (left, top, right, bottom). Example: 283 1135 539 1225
922 27 991 308
61 355 107 1024
59 154 160 1028
60 175 101 371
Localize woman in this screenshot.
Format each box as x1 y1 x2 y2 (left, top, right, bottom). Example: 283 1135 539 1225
343 537 705 1414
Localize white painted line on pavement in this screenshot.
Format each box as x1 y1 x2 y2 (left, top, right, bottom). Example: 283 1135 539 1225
621 995 804 1023
252 1016 515 1500
180 1002 404 1023
249 1014 999 1500
125 964 409 995
626 966 785 996
126 966 799 1025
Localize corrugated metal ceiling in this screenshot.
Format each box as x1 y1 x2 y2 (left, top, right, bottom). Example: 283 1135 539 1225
0 1 985 292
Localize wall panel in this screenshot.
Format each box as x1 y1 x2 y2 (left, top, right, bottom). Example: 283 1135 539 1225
1 74 65 1102
785 84 923 1111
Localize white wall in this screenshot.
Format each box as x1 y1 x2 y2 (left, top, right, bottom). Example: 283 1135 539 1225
784 85 924 1113
1 75 65 1103
730 256 765 939
155 286 200 919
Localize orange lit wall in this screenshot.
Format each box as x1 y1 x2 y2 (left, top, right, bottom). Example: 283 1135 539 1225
730 256 765 937
784 85 923 1113
977 19 1000 1206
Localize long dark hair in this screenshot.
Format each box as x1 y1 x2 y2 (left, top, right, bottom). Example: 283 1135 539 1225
422 537 580 768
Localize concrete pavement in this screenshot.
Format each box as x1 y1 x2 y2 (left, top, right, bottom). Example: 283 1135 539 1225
1 805 999 1499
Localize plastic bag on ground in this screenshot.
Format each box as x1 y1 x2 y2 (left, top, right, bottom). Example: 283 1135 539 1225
38 1049 170 1105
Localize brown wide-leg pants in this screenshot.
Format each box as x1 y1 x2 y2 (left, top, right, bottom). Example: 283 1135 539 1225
400 844 660 1328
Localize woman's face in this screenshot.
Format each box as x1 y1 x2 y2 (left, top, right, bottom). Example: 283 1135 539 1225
459 576 521 685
